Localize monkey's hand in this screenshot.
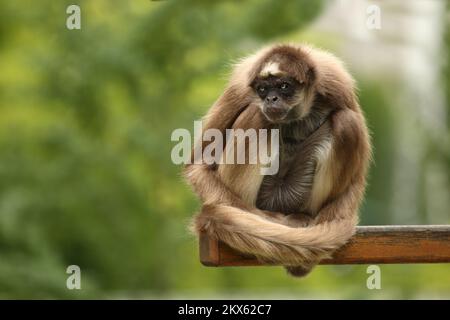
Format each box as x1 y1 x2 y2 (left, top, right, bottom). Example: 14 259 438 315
256 210 314 227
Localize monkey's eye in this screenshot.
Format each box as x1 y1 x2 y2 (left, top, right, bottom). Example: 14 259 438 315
280 82 290 90
257 86 266 94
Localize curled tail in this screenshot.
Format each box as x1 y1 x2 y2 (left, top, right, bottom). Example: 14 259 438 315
193 204 357 267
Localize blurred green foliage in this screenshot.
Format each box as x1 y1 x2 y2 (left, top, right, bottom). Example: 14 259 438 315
0 0 448 299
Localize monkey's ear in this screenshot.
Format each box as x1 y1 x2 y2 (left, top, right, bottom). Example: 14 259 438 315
247 60 265 86
305 65 316 85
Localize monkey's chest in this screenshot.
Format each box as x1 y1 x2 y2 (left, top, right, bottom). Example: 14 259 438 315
256 143 317 215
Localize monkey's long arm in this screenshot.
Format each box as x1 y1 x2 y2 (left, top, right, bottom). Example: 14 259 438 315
184 165 249 208
184 85 250 205
184 86 270 210
185 163 287 222
184 85 288 222
192 109 371 266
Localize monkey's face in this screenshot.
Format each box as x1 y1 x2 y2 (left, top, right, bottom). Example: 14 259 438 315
251 75 304 123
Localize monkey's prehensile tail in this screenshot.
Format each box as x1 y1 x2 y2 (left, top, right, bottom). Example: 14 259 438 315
193 204 358 271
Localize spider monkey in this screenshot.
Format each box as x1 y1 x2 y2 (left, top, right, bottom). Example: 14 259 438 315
184 44 371 277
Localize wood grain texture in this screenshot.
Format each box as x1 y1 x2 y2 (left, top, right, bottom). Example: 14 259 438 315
199 225 450 266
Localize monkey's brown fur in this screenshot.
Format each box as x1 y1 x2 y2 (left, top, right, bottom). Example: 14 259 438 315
184 44 371 277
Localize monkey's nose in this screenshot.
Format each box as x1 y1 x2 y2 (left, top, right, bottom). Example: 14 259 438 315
266 96 278 103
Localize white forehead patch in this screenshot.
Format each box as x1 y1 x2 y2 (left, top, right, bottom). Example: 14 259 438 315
259 62 284 77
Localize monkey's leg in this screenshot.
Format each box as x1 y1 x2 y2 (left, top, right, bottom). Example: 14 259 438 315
184 164 256 210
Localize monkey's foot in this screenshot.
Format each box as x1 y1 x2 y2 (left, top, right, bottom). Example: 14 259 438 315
285 265 314 277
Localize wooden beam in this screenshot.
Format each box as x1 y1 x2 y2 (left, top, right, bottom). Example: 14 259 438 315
199 225 450 266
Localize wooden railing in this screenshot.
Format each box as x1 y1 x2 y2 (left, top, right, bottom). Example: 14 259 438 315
199 225 450 266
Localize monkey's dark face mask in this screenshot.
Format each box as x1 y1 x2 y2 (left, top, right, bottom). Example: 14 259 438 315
251 75 303 123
